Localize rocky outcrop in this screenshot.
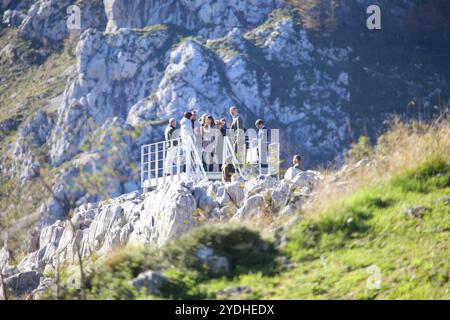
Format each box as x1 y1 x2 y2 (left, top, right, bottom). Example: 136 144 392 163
49 26 176 166
11 170 321 281
18 0 107 45
104 0 281 38
3 271 43 297
130 270 169 295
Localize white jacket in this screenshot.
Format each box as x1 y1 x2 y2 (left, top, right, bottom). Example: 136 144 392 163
180 118 194 141
284 167 301 181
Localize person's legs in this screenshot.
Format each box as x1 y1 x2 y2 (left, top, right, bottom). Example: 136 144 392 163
165 147 177 175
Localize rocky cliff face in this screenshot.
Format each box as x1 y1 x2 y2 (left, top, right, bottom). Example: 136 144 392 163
104 0 281 38
1 0 449 269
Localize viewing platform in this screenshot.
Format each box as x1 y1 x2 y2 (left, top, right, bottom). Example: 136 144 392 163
141 134 280 191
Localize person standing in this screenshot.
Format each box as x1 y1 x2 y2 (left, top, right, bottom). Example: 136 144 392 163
215 119 226 171
229 106 245 164
164 118 179 175
180 112 194 174
220 118 228 136
190 110 203 167
201 115 219 172
255 119 269 171
180 112 194 141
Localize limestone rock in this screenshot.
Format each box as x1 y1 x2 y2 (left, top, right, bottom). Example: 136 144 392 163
232 194 266 220
18 0 107 45
225 181 245 207
104 0 280 38
130 270 168 295
0 246 10 269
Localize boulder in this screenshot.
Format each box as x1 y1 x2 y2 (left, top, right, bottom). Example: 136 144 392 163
404 206 429 219
232 194 266 220
244 175 277 197
130 271 168 295
290 171 323 191
225 181 245 207
193 186 219 216
271 181 290 210
220 205 238 221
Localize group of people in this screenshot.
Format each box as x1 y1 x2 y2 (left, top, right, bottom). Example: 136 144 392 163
164 105 304 182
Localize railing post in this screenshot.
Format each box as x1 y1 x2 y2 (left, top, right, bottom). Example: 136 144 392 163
141 145 144 191
258 138 262 176
176 139 181 181
162 141 166 185
155 143 159 188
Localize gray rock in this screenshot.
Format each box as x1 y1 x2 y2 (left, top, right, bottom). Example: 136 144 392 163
193 186 218 216
2 9 26 27
18 0 107 45
196 246 230 275
30 277 55 300
232 194 266 220
226 182 245 207
104 0 279 38
290 171 323 191
130 270 168 295
218 285 251 297
0 246 10 269
436 196 450 206
4 271 43 297
220 205 238 221
404 206 428 219
2 265 19 278
271 181 290 210
17 181 199 273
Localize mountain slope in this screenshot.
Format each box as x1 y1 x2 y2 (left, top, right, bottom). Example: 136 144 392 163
0 0 449 277
39 119 450 300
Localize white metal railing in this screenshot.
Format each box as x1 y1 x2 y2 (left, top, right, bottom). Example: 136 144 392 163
141 133 280 191
141 136 208 190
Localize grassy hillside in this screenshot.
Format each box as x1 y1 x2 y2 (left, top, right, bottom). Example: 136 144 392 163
0 29 76 124
46 118 449 300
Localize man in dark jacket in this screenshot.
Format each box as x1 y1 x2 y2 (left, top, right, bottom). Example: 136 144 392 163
229 106 245 164
255 119 269 171
165 118 178 145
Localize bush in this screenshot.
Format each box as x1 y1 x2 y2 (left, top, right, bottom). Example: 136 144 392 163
161 224 278 278
348 136 373 162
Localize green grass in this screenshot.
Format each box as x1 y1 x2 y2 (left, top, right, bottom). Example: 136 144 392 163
205 158 450 300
